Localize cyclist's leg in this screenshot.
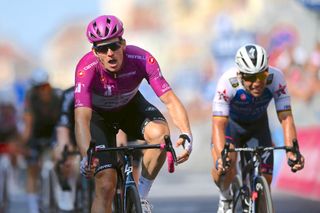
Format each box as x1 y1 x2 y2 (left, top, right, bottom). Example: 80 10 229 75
120 92 168 200
90 111 118 213
116 130 143 185
212 118 249 213
25 139 42 213
250 113 274 185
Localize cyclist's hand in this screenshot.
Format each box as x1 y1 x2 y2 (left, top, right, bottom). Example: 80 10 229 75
215 157 231 175
80 156 99 178
287 152 304 172
175 133 192 164
176 149 189 164
59 157 74 178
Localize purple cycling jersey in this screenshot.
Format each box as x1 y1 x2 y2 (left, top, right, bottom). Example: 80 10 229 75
74 45 171 111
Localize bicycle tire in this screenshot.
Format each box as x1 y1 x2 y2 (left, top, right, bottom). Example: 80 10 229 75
232 175 243 213
0 168 8 213
125 185 142 213
254 176 273 213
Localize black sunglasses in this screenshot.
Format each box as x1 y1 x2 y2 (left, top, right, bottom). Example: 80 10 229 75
94 41 122 53
241 71 269 82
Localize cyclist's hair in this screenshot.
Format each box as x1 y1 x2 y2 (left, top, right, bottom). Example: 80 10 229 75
235 44 268 74
86 15 124 44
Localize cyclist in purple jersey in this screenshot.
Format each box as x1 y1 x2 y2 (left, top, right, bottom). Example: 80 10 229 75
75 15 193 213
210 44 305 213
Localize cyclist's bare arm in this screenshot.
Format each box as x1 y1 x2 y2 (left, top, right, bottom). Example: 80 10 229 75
54 126 72 161
212 116 230 173
159 90 192 163
278 110 304 171
75 107 92 157
21 111 33 144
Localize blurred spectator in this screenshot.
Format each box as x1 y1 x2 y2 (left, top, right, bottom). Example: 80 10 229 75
267 24 316 102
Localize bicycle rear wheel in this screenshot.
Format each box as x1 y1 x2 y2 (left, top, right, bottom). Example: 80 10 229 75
254 176 273 213
232 175 244 213
125 185 142 213
0 168 8 212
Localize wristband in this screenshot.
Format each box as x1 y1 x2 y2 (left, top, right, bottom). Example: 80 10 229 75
179 133 193 154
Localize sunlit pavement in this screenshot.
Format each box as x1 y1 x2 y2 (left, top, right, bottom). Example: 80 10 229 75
4 166 320 213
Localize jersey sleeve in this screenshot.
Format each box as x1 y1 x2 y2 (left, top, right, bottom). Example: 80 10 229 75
270 69 292 112
74 58 96 109
56 89 73 128
212 74 234 117
143 51 171 97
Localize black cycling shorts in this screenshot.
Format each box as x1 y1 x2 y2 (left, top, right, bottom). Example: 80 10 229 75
225 113 273 175
26 137 53 164
91 92 166 175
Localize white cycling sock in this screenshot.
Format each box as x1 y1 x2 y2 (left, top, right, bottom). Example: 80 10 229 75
27 193 39 213
219 187 232 200
138 176 154 199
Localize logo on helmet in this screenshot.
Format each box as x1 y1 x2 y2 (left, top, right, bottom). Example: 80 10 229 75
248 47 256 59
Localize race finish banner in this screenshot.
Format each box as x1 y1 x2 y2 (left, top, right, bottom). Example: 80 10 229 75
275 126 320 200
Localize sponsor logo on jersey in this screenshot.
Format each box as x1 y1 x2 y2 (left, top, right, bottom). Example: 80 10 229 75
75 83 84 93
83 61 98 70
240 93 247 101
218 89 229 102
78 70 85 77
148 56 155 64
229 77 239 88
266 73 274 85
104 85 115 96
127 54 146 60
275 84 287 97
145 106 156 112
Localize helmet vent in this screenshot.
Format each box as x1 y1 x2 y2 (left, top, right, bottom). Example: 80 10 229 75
260 55 265 67
111 26 118 35
252 58 257 66
105 27 109 37
106 17 111 24
89 33 97 39
96 28 102 37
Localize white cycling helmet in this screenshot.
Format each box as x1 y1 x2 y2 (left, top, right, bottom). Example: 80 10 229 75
235 44 268 74
30 69 49 86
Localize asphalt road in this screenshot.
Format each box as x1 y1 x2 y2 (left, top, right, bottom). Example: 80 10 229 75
4 169 320 213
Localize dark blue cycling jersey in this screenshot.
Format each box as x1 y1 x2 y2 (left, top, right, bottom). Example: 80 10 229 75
212 66 291 122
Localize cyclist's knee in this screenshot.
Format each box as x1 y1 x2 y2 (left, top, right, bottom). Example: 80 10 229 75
143 121 169 143
95 169 117 199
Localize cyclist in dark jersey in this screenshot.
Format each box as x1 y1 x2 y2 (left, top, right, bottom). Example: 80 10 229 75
211 44 305 213
75 15 193 213
21 69 62 213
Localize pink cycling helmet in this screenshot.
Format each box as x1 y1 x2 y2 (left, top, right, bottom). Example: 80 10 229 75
86 15 124 44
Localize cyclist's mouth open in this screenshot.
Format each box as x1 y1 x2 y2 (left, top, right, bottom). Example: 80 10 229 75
108 59 118 68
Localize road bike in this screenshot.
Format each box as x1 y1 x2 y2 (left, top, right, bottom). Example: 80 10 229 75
39 145 93 213
87 135 177 213
221 139 302 213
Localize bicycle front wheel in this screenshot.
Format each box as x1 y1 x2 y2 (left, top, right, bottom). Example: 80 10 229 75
125 185 142 213
254 176 273 213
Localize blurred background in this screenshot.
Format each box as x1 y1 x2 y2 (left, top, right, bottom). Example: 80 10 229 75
0 0 320 211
